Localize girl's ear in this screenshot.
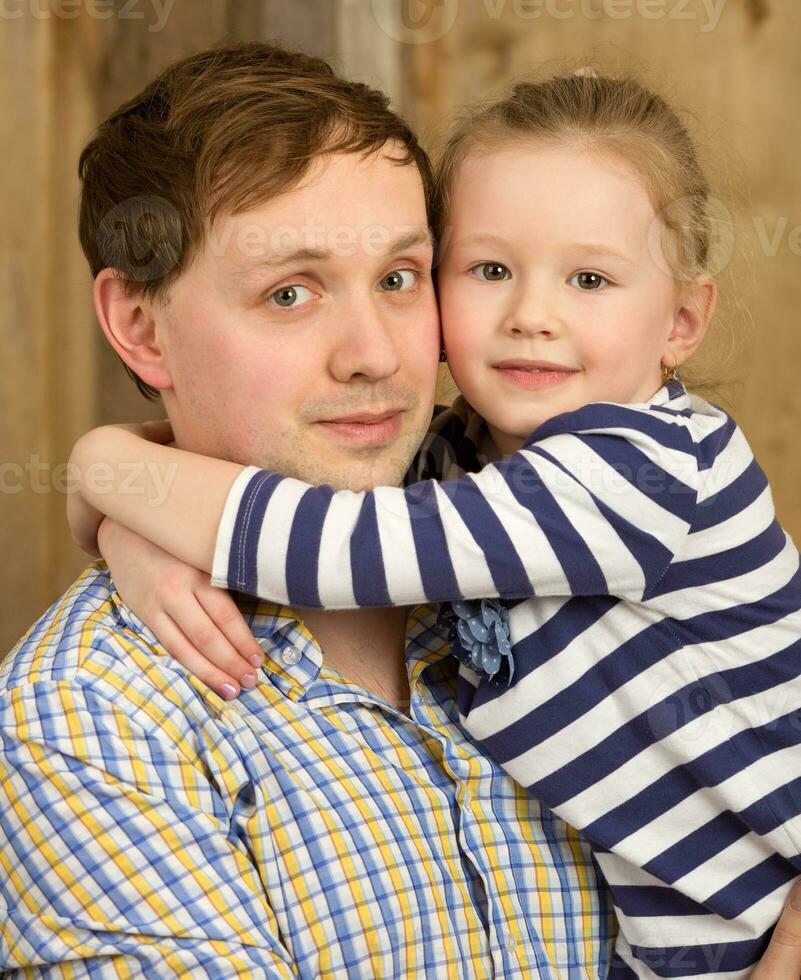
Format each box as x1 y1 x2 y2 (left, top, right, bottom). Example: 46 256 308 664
666 276 718 368
93 269 173 391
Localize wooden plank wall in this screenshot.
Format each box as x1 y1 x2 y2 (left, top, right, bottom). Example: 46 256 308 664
2 0 798 653
2 13 98 655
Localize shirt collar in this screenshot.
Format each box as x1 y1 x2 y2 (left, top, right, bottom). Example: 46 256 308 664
239 598 452 702
108 582 452 705
652 378 691 408
231 599 315 700
423 394 502 481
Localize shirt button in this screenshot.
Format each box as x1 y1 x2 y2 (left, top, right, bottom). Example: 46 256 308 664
503 931 519 952
281 647 301 666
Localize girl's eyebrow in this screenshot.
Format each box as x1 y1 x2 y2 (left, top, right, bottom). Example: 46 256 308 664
450 233 634 266
572 243 636 265
450 232 507 248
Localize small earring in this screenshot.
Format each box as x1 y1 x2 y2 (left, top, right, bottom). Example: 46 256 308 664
439 348 447 363
661 351 680 385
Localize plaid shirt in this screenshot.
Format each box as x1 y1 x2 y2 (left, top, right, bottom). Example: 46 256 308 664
0 563 615 978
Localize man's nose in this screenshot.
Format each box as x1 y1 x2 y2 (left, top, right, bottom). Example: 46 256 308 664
328 296 401 383
502 279 564 339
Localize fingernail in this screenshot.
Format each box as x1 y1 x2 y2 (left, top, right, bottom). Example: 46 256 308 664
791 877 801 910
249 654 264 668
241 673 257 689
220 683 238 699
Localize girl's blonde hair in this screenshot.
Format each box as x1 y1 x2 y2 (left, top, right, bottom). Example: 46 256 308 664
434 70 748 395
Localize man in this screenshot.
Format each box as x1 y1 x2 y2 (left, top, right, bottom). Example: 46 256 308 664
1 42 799 978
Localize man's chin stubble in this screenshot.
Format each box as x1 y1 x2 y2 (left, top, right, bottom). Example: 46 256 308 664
259 425 426 492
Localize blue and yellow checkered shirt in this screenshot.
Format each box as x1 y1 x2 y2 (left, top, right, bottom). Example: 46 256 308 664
0 563 615 977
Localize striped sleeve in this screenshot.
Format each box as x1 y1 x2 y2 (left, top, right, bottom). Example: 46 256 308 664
211 402 700 609
0 680 297 977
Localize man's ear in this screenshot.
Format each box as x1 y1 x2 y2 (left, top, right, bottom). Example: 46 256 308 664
665 276 718 369
93 269 173 391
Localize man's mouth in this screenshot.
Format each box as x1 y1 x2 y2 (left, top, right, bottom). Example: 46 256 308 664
320 409 401 424
315 408 404 446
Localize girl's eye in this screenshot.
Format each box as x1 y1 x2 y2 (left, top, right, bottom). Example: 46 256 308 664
569 271 609 290
379 269 419 292
471 262 511 282
266 284 315 309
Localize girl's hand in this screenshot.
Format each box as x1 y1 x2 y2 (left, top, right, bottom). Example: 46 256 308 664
749 877 801 977
97 518 265 700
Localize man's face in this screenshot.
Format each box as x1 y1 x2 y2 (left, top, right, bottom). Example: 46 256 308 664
157 145 440 490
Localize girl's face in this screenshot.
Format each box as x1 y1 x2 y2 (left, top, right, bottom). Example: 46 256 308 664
438 142 690 454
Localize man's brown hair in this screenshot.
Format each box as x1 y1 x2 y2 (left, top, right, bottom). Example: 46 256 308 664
78 41 434 401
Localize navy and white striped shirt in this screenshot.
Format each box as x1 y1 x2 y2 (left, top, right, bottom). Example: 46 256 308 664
211 381 801 979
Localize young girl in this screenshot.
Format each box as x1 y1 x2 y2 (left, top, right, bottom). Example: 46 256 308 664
70 72 801 978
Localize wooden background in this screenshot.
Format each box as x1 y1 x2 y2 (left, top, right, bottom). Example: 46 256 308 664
2 0 798 654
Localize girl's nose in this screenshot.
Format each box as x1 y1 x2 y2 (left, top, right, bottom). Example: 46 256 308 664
502 287 563 338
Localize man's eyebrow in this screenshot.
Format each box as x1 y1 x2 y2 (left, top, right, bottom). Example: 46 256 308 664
237 247 328 275
386 228 436 253
231 228 435 281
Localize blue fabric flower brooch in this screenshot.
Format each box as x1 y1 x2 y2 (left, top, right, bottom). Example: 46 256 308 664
437 598 514 688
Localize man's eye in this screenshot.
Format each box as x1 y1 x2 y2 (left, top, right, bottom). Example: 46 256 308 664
379 269 419 292
266 284 314 309
568 271 609 290
471 262 511 282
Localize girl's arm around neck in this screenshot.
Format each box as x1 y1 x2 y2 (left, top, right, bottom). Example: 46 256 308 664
72 426 245 574
212 407 700 608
